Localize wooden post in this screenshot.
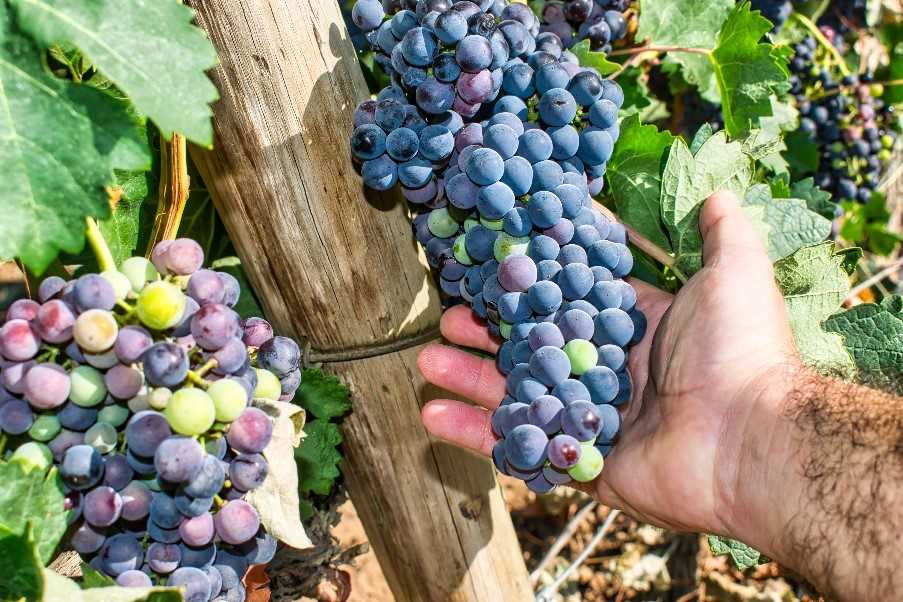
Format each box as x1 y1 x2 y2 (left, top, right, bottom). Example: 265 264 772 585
185 1 533 600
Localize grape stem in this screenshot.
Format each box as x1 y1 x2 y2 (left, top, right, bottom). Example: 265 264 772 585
808 0 831 22
195 358 218 377
186 368 212 389
607 44 710 57
213 494 225 508
593 200 690 284
0 434 7 455
85 217 117 273
147 133 190 254
791 12 851 77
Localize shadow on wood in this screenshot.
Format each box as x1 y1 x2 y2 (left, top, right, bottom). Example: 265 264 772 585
185 0 533 599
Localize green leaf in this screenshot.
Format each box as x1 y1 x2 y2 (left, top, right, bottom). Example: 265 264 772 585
743 184 832 261
707 535 763 570
711 2 790 138
294 368 352 420
784 129 821 178
80 563 115 588
12 0 219 145
789 177 835 218
42 568 82 600
0 462 67 564
660 133 753 275
80 587 183 602
570 39 619 75
617 67 654 116
0 524 43 601
296 419 343 496
825 301 903 381
0 7 150 273
636 0 733 101
606 116 675 251
774 243 855 375
689 123 714 154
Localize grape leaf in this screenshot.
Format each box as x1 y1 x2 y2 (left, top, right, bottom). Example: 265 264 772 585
245 399 312 549
0 462 67 564
80 563 115 588
606 116 675 250
789 177 834 219
0 7 150 273
636 0 733 101
707 535 763 570
711 2 791 138
296 419 343 496
743 184 831 261
617 67 654 116
660 132 753 276
12 0 219 145
294 368 353 420
570 39 619 75
689 123 714 154
0 524 43 601
824 300 903 381
774 243 856 375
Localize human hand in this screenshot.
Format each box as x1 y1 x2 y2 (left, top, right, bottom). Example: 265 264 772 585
418 191 800 537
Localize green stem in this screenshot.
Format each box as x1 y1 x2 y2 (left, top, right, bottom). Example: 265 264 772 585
195 359 218 378
85 217 117 272
607 44 710 57
791 12 850 76
808 0 831 22
0 434 7 455
186 371 211 389
213 495 225 509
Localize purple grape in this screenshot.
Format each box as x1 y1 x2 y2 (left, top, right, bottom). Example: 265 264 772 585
504 424 548 470
542 464 573 485
48 429 84 461
547 433 581 469
0 399 33 435
164 238 205 276
24 362 70 409
183 454 225 499
597 403 621 442
73 274 116 311
561 400 602 441
104 364 144 400
60 444 104 490
147 542 182 574
191 304 241 351
101 533 144 576
114 326 153 364
180 512 215 547
226 408 273 454
0 319 40 362
212 337 249 375
119 480 152 521
142 342 188 387
526 395 564 434
214 500 260 545
580 366 618 404
188 269 226 305
242 317 274 347
117 569 152 587
72 521 106 554
126 411 172 457
167 566 212 602
154 435 204 483
237 530 278 565
256 336 301 377
102 454 134 490
35 299 75 343
229 453 269 491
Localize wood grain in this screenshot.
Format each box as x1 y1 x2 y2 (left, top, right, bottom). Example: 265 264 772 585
185 0 532 599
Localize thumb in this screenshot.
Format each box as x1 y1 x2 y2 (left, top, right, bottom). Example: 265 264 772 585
699 190 770 270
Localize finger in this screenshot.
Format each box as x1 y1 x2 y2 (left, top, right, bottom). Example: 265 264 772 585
699 191 771 270
418 343 507 409
440 304 501 354
421 399 496 457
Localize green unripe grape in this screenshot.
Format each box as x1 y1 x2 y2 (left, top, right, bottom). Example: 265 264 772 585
73 309 119 353
428 208 461 239
69 366 107 407
165 388 216 435
254 368 282 400
879 149 892 162
453 235 473 265
28 414 61 442
568 445 604 482
208 378 249 422
882 134 895 149
564 340 598 376
870 83 885 97
148 387 172 410
98 404 130 428
499 321 512 339
101 270 132 301
494 233 530 262
128 392 151 413
85 422 119 454
120 256 159 292
136 281 186 330
481 217 504 231
464 218 480 232
12 442 52 472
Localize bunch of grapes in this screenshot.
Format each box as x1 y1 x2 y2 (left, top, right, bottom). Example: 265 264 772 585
539 0 629 51
0 238 303 601
349 0 644 492
790 36 897 204
749 0 806 32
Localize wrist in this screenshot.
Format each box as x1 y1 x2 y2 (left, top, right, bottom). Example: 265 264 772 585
711 361 807 562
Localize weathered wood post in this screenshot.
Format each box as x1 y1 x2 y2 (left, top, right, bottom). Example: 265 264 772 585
185 0 533 599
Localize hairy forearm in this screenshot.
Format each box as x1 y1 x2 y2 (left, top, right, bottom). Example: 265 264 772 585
724 367 903 601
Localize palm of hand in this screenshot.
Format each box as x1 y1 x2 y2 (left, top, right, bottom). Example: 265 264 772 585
419 192 797 535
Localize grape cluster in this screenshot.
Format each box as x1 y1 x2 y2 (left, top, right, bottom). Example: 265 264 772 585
790 37 897 204
349 0 644 492
749 0 805 32
538 0 629 51
0 239 303 601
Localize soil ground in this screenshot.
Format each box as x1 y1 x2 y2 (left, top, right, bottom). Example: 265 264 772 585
320 477 825 602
